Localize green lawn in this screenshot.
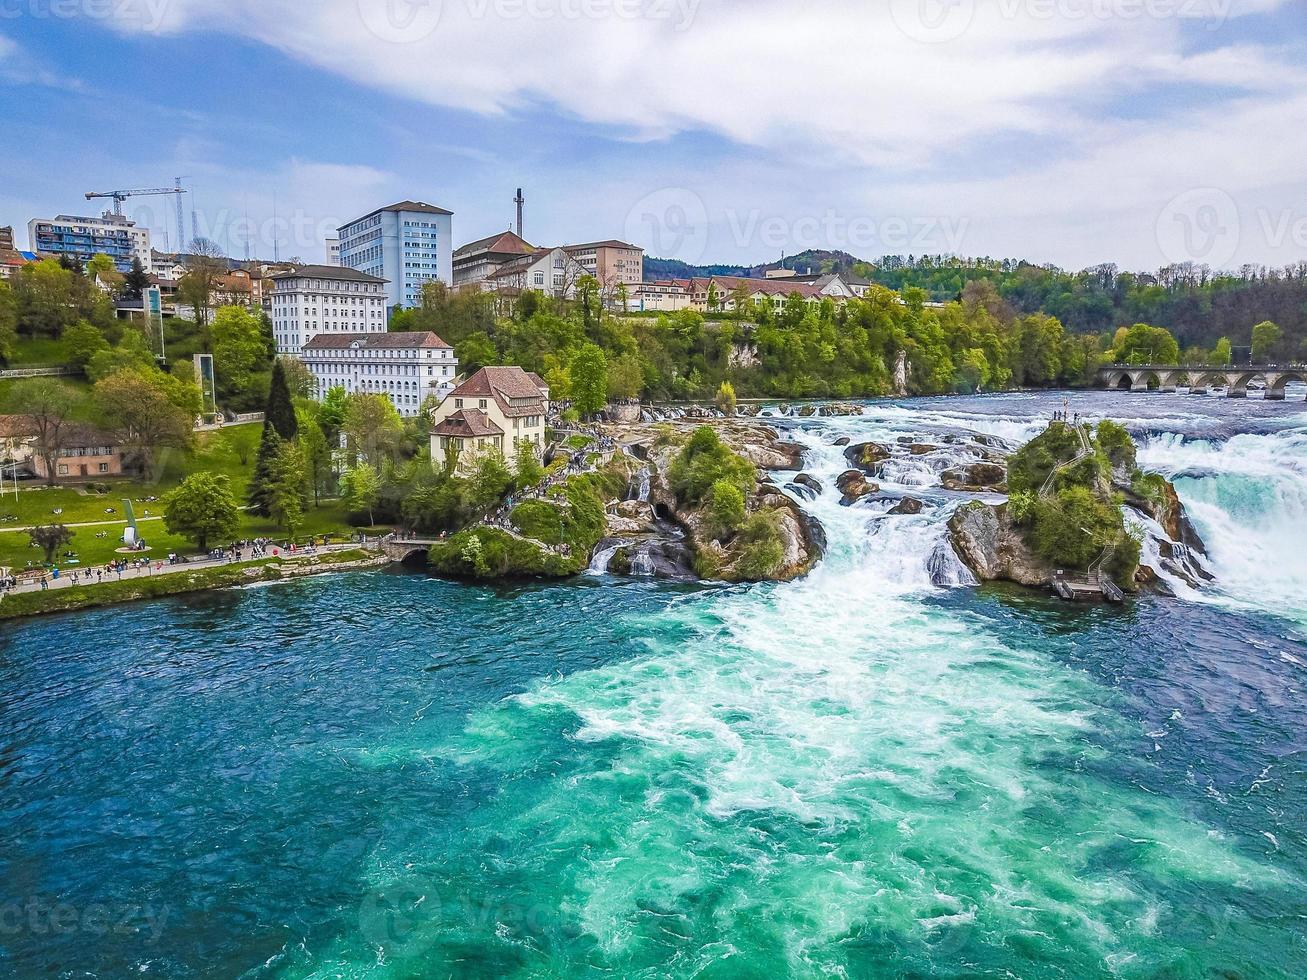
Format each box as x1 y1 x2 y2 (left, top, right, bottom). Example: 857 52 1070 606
0 424 383 571
5 336 75 366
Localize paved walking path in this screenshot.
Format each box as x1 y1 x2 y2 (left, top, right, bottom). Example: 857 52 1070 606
0 542 371 598
0 515 164 534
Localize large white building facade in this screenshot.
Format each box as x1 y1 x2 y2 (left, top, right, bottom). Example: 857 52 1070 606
300 331 458 417
28 213 152 273
268 264 387 355
336 201 453 313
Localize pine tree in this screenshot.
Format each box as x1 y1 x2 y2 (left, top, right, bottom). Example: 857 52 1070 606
247 423 282 517
122 257 151 300
265 359 298 441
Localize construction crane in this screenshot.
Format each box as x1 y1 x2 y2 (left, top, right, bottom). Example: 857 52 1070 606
84 186 186 216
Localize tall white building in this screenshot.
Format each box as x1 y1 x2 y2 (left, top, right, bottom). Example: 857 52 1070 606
300 331 458 417
268 264 387 355
324 236 340 266
28 212 152 273
337 200 453 313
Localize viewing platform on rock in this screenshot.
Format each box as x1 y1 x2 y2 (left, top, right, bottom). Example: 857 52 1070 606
1095 363 1307 399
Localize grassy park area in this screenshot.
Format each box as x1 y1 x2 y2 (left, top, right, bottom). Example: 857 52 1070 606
0 422 381 572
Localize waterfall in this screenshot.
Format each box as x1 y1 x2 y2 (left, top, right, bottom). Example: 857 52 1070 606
1137 426 1307 622
637 467 651 502
630 549 655 576
588 542 622 574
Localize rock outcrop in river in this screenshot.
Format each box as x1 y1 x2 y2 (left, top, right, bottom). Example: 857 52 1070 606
945 420 1209 595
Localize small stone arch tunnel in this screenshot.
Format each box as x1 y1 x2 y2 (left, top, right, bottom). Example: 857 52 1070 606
1097 368 1307 399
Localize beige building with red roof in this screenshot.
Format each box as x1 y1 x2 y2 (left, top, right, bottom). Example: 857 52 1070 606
430 366 549 472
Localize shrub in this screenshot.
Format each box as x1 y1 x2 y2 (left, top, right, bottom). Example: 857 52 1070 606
511 498 565 545
733 509 786 580
668 426 756 505
1007 490 1037 526
1096 420 1136 472
1028 486 1124 570
706 479 746 538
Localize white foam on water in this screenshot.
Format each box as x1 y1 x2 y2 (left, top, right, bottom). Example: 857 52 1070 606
1138 427 1307 624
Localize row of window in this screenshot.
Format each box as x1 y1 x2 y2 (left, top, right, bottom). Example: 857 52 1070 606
274 281 382 294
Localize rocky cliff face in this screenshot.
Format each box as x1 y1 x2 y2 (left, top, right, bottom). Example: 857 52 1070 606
948 502 1055 587
630 421 822 583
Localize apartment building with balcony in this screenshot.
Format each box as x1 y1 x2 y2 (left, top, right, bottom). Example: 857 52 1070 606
27 212 152 273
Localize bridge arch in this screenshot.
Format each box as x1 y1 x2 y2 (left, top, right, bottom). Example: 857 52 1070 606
1227 372 1257 398
1267 370 1307 400
1136 370 1162 391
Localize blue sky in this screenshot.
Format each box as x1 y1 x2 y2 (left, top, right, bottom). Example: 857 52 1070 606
2 0 1305 272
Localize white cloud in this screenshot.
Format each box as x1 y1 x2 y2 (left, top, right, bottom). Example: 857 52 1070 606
85 0 1307 269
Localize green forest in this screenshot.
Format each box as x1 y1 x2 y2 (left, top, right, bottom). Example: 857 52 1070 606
388 276 1280 403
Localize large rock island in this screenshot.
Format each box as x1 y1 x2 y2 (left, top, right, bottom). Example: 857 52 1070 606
947 419 1208 596
426 420 821 584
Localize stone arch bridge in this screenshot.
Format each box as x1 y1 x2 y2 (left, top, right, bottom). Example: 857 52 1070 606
1096 364 1307 399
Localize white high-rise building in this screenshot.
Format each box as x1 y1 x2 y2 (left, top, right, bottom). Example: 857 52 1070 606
324 236 340 266
337 200 453 312
268 264 387 356
300 331 458 417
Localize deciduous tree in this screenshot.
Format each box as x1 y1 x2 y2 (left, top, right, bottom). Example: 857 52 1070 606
162 472 240 551
93 368 194 475
4 377 83 485
569 343 608 417
29 524 73 564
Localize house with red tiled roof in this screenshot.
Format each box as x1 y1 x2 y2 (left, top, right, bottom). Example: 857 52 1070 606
429 366 549 472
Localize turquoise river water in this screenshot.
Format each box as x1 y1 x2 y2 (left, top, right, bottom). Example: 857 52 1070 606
2 390 1305 978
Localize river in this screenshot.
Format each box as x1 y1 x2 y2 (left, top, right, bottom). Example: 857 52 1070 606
2 390 1305 977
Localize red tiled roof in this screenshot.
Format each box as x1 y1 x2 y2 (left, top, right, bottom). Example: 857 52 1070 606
446 366 547 417
454 230 535 258
302 331 452 351
0 414 36 439
431 408 503 438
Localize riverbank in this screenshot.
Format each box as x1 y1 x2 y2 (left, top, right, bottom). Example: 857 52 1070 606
0 547 387 621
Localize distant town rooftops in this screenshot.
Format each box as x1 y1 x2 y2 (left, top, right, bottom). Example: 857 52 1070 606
301 330 452 351
340 201 454 230
270 264 386 283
